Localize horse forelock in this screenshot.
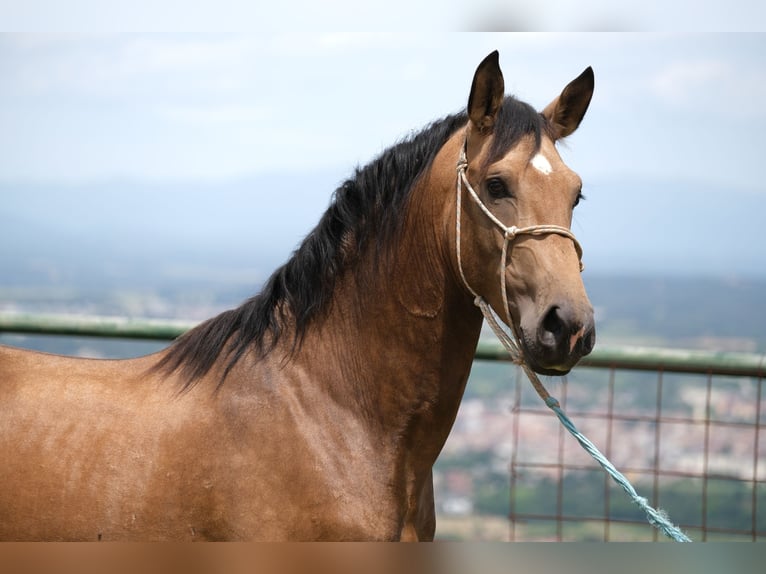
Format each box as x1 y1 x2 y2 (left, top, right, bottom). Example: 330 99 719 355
156 96 546 390
485 98 554 170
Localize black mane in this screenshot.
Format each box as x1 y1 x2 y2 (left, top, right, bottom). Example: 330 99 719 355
157 97 550 389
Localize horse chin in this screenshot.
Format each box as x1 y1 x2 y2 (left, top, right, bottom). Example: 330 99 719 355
528 362 573 377
518 335 577 377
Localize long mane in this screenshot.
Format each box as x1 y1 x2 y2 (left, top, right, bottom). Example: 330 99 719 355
156 97 549 389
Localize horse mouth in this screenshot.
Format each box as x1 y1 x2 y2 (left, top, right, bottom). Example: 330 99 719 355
526 359 575 377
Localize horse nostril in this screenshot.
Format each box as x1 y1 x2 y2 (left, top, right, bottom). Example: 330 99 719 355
581 327 596 355
540 306 564 346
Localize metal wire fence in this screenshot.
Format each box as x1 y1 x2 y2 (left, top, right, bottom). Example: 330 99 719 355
493 350 766 541
2 313 765 541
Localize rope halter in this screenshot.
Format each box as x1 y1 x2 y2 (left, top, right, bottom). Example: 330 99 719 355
454 141 585 370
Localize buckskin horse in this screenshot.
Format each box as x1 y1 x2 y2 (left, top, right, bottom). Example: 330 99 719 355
0 51 595 541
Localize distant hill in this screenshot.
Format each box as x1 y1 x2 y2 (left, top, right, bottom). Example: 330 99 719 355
0 170 343 290
2 173 764 353
2 173 765 284
584 274 766 352
572 177 765 277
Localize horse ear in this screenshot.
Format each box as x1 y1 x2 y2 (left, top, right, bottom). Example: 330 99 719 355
467 51 505 134
542 67 594 140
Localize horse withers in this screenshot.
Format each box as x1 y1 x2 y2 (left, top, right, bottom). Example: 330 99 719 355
0 51 595 540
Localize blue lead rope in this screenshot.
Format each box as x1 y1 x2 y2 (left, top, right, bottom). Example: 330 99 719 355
543 394 692 542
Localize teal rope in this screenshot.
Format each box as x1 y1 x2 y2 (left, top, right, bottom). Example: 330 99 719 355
543 395 692 542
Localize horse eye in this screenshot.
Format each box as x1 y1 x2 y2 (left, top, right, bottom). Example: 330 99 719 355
487 178 511 200
573 191 585 208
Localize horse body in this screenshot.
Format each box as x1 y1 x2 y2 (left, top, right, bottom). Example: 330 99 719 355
0 133 480 541
0 52 595 540
0 346 437 541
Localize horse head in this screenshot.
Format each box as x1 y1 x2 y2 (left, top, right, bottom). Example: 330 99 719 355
455 51 595 375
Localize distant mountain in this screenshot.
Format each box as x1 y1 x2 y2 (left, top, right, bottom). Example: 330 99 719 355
573 177 765 277
0 170 344 289
584 274 766 352
2 173 764 289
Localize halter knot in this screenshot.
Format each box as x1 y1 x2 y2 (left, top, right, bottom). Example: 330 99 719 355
504 226 518 241
456 147 468 172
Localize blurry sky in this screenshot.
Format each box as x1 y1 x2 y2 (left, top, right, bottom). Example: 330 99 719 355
1 33 764 188
1 32 765 277
2 1 765 32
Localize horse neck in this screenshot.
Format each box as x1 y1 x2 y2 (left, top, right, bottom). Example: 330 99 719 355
292 146 483 465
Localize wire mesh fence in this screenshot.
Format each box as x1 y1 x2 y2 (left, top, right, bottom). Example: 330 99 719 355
506 362 765 541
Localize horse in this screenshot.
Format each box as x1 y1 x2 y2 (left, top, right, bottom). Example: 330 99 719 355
0 51 595 541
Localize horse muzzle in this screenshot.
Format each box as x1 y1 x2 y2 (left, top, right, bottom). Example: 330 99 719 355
521 303 596 376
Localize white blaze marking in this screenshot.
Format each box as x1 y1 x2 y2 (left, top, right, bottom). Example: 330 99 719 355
531 153 553 175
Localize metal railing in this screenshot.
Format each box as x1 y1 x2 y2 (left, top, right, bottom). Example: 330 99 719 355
0 313 196 340
1 313 764 541
2 313 763 377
